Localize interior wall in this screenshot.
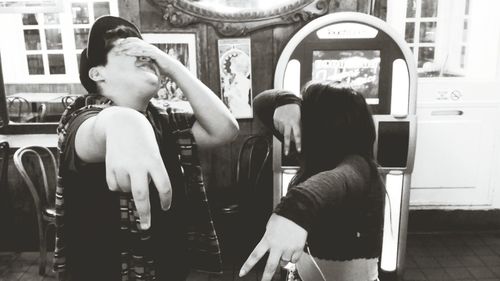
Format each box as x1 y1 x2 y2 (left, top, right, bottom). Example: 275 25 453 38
1 0 386 252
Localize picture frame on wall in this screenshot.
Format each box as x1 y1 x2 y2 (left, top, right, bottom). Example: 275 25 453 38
142 33 197 113
218 38 253 119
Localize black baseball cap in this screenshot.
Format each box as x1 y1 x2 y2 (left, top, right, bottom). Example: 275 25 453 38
79 16 142 93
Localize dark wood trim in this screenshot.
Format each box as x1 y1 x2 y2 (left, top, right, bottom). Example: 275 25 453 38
408 209 500 233
0 123 57 134
0 54 7 129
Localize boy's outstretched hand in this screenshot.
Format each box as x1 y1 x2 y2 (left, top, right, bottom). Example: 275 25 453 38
76 107 173 230
104 108 172 230
239 214 307 281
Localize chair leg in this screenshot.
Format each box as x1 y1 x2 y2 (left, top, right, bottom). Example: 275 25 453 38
38 221 47 275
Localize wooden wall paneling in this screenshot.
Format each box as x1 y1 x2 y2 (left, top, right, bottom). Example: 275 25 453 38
249 28 274 135
196 24 214 192
204 25 234 193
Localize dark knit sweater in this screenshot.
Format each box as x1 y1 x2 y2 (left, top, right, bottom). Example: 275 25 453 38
254 90 385 261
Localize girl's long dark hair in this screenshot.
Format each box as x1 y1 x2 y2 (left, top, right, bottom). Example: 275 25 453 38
290 80 378 186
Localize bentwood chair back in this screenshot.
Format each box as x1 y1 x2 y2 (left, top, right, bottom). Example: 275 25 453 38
7 96 32 123
13 146 57 275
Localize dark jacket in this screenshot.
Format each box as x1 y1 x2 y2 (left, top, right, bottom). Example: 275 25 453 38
254 90 385 261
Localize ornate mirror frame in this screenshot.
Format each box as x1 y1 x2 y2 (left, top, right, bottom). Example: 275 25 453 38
145 0 331 36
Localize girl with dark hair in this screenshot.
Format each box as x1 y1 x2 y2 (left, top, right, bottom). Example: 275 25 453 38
240 81 385 281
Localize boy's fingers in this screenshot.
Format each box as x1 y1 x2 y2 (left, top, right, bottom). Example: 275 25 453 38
292 124 301 153
106 170 119 192
240 241 268 277
261 250 281 281
115 170 131 192
279 249 292 267
283 125 291 155
130 174 151 230
150 167 172 211
290 251 303 264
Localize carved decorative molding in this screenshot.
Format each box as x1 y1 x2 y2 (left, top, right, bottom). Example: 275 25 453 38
146 0 330 36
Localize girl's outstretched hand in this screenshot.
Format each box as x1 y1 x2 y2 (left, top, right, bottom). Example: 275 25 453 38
239 214 307 281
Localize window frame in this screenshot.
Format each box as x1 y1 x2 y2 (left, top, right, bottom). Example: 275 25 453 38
0 0 118 134
387 0 500 81
0 0 118 84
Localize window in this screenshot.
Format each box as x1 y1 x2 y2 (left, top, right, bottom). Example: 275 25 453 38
22 13 65 75
0 0 118 125
388 0 498 80
0 0 118 84
404 0 468 77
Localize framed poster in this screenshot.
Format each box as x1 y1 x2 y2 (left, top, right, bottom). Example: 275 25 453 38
142 33 197 113
218 38 253 119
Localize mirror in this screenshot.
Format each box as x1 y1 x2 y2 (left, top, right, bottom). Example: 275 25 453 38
146 0 331 36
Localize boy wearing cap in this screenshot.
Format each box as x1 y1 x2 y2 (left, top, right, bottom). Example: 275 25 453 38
54 16 238 281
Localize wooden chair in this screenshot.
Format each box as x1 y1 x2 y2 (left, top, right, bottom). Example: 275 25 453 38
13 146 57 275
61 95 76 108
219 135 271 215
0 141 9 189
215 135 270 279
37 103 47 122
7 96 33 123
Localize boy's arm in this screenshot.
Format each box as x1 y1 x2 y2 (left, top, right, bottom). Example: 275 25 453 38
167 58 239 147
115 38 239 148
74 106 172 230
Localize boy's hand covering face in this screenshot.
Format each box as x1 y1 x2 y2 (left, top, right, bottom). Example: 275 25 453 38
111 37 180 77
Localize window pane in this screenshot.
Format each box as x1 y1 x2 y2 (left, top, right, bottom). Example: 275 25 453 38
418 47 435 68
463 19 468 42
72 3 89 24
419 22 437 43
23 29 41 50
44 13 59 24
48 54 65 74
22 14 38 25
74 28 89 49
405 22 415 43
421 0 438 17
45 29 63 50
94 2 111 19
27 55 44 74
460 46 466 68
406 0 416 18
77 53 81 69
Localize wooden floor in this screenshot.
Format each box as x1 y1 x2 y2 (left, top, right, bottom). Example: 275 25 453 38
0 252 262 281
